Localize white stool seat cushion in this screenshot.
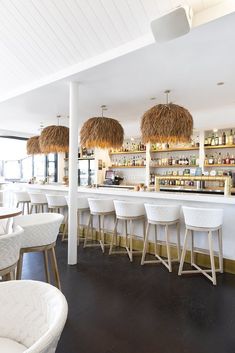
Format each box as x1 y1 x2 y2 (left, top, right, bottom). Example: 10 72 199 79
14 191 30 203
29 193 47 205
183 206 223 229
14 213 63 248
114 200 145 218
88 198 114 214
145 204 180 223
65 196 89 210
0 337 26 353
46 195 67 208
0 226 23 271
0 280 68 353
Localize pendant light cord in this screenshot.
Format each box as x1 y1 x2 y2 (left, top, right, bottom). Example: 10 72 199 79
164 90 170 105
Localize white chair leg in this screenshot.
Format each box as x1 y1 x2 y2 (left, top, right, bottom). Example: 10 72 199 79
141 222 150 265
191 230 195 265
84 214 91 248
165 224 172 272
109 219 118 255
154 224 158 256
178 228 189 275
218 228 223 273
129 219 133 262
176 222 181 261
208 230 216 285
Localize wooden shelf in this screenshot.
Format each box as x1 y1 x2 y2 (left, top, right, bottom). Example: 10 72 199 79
110 165 145 169
205 145 235 149
109 150 146 155
150 164 198 168
204 164 235 167
64 157 94 160
150 147 199 153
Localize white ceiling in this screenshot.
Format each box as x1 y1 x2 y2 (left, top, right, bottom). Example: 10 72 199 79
0 0 235 138
0 0 232 102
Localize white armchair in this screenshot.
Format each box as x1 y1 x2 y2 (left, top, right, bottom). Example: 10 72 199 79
0 226 23 280
0 280 68 353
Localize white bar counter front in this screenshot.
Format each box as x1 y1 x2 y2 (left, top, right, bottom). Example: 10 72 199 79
12 183 235 261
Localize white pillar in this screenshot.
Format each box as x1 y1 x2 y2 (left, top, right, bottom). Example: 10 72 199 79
68 82 79 265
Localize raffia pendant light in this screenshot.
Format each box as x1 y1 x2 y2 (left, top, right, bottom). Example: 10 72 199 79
141 90 193 144
39 116 69 153
80 105 124 149
27 136 41 155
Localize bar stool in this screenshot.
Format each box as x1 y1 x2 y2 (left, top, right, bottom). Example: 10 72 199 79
64 196 90 244
109 200 145 262
178 206 223 285
46 194 67 240
84 198 115 252
14 191 30 214
14 213 64 289
141 204 180 272
29 193 48 213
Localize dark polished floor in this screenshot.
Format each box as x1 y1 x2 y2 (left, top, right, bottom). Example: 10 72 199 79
22 241 235 353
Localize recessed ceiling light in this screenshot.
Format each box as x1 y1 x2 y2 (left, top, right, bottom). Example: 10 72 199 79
213 129 218 132
217 82 224 86
131 137 135 141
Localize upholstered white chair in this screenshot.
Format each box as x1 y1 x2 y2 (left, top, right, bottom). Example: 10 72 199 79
46 194 68 240
0 280 68 353
0 226 23 280
14 213 63 289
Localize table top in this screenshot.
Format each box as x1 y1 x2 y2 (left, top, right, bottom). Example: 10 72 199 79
0 207 22 220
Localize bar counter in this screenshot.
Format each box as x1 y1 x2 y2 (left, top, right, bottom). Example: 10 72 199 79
11 183 235 261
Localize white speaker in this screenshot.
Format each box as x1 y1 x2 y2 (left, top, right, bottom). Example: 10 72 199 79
151 5 193 43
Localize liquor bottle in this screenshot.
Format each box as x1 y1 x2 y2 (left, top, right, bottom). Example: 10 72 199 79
208 155 214 164
214 152 218 164
218 153 222 164
222 154 226 164
211 134 215 146
204 136 208 146
219 133 223 145
233 132 235 145
215 133 219 146
226 153 230 164
229 130 233 145
222 131 226 145
207 134 212 146
230 155 235 164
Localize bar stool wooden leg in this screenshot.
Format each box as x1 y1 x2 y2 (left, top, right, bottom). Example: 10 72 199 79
16 252 24 280
165 224 172 272
84 214 91 248
50 247 61 290
176 222 181 261
100 214 105 253
191 230 195 265
141 222 150 265
218 228 223 273
129 219 133 262
208 230 216 285
178 229 189 275
29 204 33 214
154 224 158 256
109 219 118 254
43 250 51 283
27 202 30 214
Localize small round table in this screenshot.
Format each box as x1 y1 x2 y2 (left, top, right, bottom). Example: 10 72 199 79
0 207 22 233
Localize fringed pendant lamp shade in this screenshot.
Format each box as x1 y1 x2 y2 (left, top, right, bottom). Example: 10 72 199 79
27 136 41 155
39 116 69 153
141 91 193 144
80 105 124 149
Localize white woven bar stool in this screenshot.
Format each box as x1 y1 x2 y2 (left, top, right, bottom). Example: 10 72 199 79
14 191 30 214
84 198 115 253
141 204 180 272
14 213 64 289
65 196 90 244
0 226 23 281
29 192 48 213
109 200 145 262
46 194 68 240
0 280 68 353
178 206 223 285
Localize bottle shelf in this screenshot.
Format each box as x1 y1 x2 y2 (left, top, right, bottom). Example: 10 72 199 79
204 144 235 149
150 164 198 168
110 165 145 169
64 157 95 160
109 150 146 155
150 147 199 153
204 164 235 167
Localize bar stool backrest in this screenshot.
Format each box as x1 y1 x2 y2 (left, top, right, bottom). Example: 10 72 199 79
114 200 145 218
183 206 223 229
88 198 114 214
0 226 23 271
29 193 47 204
14 213 64 248
46 194 67 208
145 204 180 222
65 196 89 210
14 191 30 202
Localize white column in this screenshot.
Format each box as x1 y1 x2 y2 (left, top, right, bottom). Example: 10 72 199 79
68 82 79 265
